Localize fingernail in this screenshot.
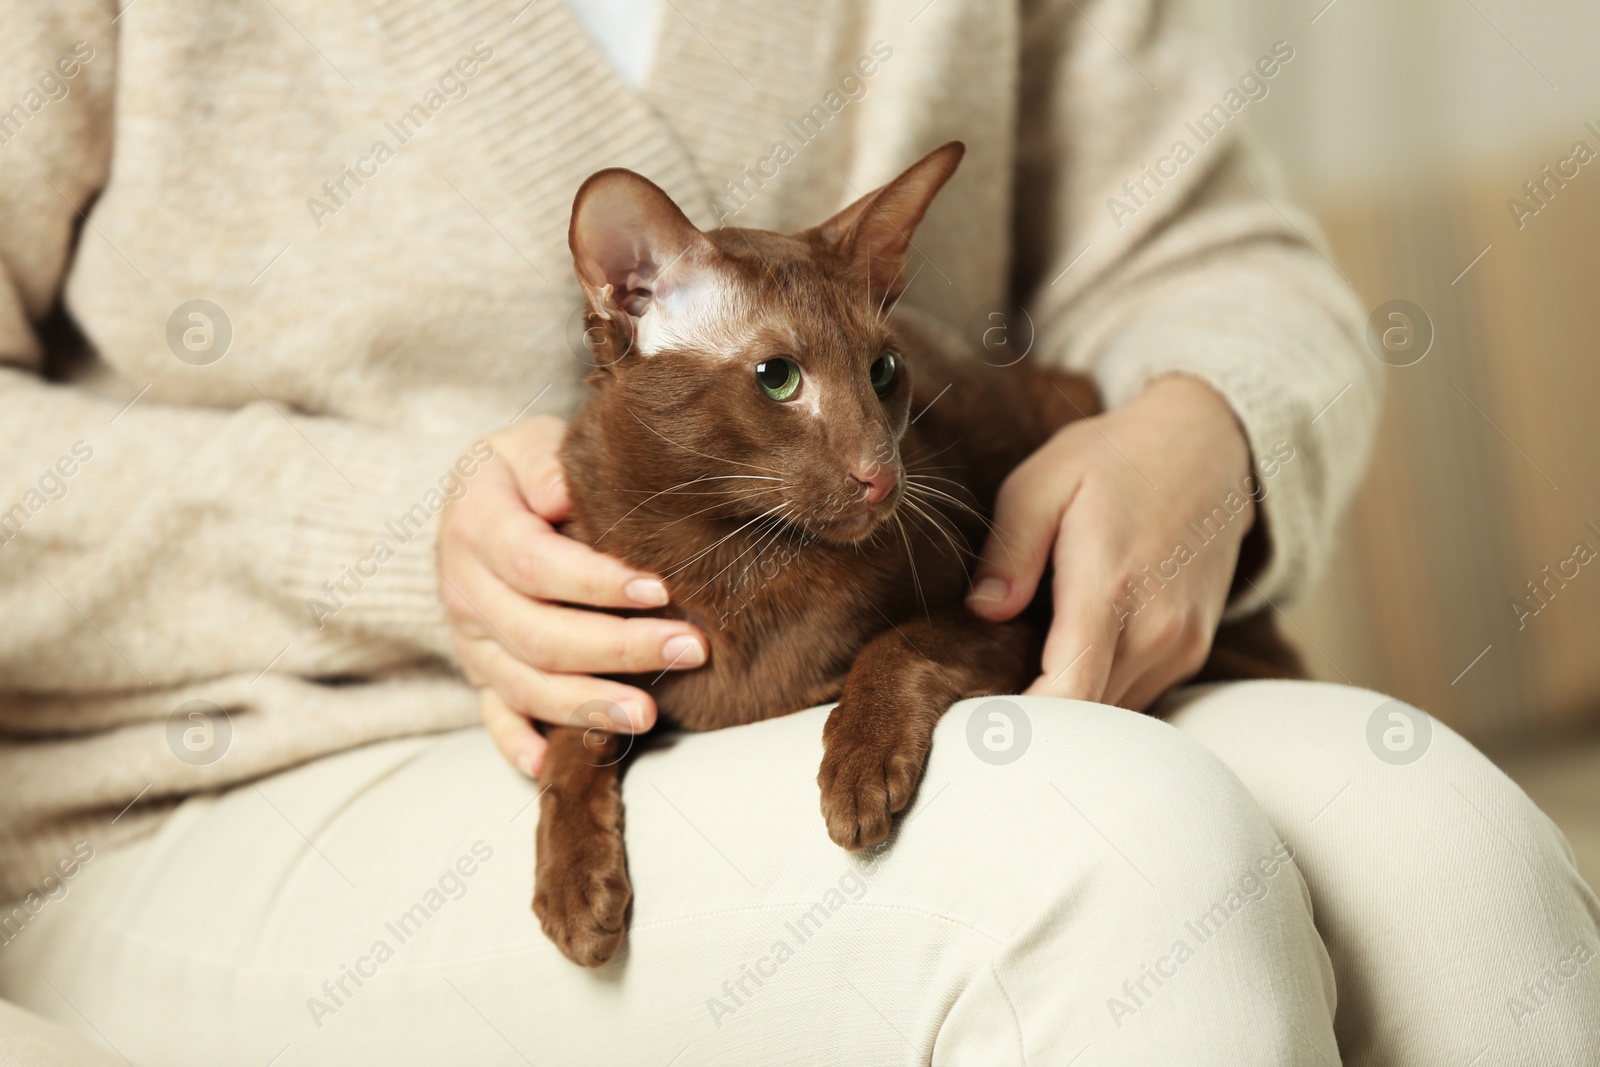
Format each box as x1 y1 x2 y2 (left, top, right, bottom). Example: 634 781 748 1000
662 634 706 668
626 577 670 606
533 468 564 506
615 699 650 730
516 750 537 777
967 577 1009 604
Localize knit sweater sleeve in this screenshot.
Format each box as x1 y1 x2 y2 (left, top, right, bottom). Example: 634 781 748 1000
1014 0 1382 615
0 2 464 696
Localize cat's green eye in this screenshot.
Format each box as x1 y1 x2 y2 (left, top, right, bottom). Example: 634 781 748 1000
870 351 898 396
755 358 801 402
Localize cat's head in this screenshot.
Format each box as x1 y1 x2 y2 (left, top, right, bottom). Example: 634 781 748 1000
568 141 964 545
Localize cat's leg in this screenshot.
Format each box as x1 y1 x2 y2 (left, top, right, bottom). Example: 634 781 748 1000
819 611 1039 849
533 724 633 967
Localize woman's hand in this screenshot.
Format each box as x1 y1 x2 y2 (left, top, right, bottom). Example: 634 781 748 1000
437 416 707 778
965 375 1256 710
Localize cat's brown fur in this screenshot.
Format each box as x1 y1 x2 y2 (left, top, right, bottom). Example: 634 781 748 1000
533 142 1301 966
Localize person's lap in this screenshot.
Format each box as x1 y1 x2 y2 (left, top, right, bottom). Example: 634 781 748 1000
1166 682 1600 1065
1 681 1596 1066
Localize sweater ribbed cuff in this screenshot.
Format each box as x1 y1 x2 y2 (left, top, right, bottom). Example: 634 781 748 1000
266 427 480 664
1091 321 1327 620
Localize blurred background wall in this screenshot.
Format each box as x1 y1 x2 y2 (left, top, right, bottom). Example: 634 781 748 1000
1203 0 1600 739
1201 0 1600 882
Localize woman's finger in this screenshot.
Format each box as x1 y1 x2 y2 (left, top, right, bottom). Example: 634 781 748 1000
1098 601 1183 708
1114 663 1178 714
525 466 573 524
480 687 548 777
967 457 1076 622
514 598 708 674
478 508 669 609
473 636 658 733
1114 618 1214 711
1101 652 1157 711
444 554 703 675
1028 534 1122 702
1115 654 1197 713
487 416 568 508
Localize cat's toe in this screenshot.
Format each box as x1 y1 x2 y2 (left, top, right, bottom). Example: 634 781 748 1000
819 768 884 849
534 829 632 967
818 744 923 850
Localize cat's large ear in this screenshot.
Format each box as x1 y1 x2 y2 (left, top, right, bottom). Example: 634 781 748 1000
810 141 965 304
569 168 716 356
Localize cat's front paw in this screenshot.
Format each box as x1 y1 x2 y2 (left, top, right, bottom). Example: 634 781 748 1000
817 705 931 850
533 790 632 967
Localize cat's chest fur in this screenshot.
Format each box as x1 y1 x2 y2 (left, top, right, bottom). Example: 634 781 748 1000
561 421 976 732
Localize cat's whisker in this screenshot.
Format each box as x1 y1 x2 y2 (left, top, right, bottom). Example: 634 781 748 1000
660 495 800 581
900 438 963 468
599 485 786 549
758 256 785 299
904 476 996 535
904 479 983 517
615 487 780 497
904 472 972 492
595 475 784 543
876 256 927 326
651 485 791 536
610 474 783 495
898 493 968 562
747 507 801 583
874 250 929 327
898 482 977 559
660 507 785 580
682 504 797 601
903 495 993 559
776 507 808 560
624 406 783 476
730 519 785 596
874 260 907 326
907 496 994 544
892 511 929 617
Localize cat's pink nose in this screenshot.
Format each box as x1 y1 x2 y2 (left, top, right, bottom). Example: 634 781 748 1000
851 465 897 505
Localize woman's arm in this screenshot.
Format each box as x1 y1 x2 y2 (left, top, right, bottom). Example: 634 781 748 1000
967 0 1383 704
968 374 1258 706
0 3 465 696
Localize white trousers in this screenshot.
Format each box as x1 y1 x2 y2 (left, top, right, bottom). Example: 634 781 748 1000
1 681 1597 1066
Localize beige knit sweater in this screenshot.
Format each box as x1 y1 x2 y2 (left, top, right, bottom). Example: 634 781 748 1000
0 0 1379 897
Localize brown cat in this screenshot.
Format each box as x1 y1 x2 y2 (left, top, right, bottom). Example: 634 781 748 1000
534 142 1300 967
